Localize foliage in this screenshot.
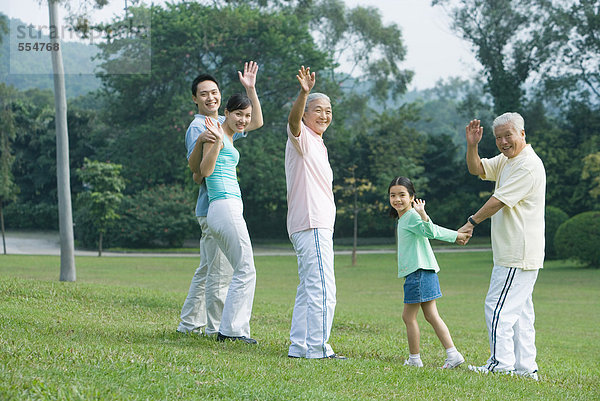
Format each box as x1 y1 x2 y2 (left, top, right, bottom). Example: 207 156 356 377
75 158 126 255
334 165 379 264
4 88 107 230
0 84 19 205
555 211 600 268
432 0 541 114
536 0 600 103
306 0 413 104
111 184 197 248
544 206 569 261
1 253 599 399
581 152 600 201
90 0 415 241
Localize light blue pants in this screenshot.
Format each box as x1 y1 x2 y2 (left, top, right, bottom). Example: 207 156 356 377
288 228 337 358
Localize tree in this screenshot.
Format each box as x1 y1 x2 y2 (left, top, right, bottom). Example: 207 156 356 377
581 152 600 204
0 84 19 254
75 158 125 256
0 13 8 43
432 0 541 114
537 0 600 103
334 165 378 266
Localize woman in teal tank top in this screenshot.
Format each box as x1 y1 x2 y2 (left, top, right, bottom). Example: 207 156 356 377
199 93 262 344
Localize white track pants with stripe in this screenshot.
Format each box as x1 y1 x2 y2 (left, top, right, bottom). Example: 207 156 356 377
207 198 256 338
288 228 337 358
484 265 539 373
178 217 233 335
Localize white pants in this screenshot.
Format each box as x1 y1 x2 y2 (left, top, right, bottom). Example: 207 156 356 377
207 198 256 338
178 217 233 335
484 265 539 373
288 228 337 358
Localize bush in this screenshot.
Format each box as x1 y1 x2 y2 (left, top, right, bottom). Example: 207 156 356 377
554 211 600 267
4 201 58 230
545 206 569 260
111 184 197 248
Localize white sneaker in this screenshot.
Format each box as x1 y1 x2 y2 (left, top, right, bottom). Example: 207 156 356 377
468 364 490 374
513 370 539 381
442 352 465 369
469 364 513 375
404 358 424 367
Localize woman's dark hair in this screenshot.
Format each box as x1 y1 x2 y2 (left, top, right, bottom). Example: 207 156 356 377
387 176 416 218
225 93 252 112
191 73 220 96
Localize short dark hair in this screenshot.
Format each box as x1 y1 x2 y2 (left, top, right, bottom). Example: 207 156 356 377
388 176 416 218
225 93 252 113
191 73 220 96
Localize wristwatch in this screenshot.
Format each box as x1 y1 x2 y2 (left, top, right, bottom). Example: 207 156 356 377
468 215 478 226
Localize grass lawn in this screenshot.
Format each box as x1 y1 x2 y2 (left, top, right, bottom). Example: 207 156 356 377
0 252 598 400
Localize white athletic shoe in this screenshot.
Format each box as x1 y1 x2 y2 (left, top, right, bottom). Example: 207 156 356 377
404 358 424 367
513 370 539 381
468 364 513 375
468 364 490 374
442 352 465 369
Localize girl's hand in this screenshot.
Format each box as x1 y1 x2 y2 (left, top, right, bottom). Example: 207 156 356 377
455 231 472 246
413 198 426 214
296 65 316 93
413 199 429 222
238 61 259 89
205 117 224 142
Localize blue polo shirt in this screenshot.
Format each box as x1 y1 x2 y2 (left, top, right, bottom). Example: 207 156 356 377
185 114 246 216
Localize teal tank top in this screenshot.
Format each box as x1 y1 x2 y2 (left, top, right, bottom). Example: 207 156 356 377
205 135 241 202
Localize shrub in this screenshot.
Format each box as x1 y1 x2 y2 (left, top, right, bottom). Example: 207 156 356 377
4 201 58 230
111 184 197 248
545 206 569 260
554 211 600 267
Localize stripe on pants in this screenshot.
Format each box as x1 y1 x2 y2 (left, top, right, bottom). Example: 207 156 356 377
313 229 327 358
488 267 516 372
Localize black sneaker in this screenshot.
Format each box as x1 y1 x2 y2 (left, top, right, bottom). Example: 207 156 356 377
217 332 258 344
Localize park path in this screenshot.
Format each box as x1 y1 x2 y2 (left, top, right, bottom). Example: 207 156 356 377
1 230 489 257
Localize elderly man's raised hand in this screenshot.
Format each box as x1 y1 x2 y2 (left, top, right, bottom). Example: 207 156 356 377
238 61 259 89
466 119 483 146
296 66 316 94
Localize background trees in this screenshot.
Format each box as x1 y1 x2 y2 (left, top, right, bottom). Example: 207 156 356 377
1 0 598 250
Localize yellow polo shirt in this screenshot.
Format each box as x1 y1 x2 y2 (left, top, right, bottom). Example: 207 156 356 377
481 145 546 270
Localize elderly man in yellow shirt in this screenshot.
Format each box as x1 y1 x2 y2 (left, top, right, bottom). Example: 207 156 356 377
459 112 546 381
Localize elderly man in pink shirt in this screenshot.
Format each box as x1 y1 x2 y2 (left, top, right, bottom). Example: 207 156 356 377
285 66 345 360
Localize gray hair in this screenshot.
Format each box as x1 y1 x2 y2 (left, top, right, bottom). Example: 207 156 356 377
304 92 331 113
492 112 525 134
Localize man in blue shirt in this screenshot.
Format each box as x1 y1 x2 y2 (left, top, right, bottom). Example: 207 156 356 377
177 62 261 336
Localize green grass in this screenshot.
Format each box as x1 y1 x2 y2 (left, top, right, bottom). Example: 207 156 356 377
0 252 598 400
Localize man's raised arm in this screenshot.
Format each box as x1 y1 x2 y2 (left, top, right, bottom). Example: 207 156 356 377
466 119 485 177
288 66 315 137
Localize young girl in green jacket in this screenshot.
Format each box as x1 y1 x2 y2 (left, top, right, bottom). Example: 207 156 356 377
388 176 470 368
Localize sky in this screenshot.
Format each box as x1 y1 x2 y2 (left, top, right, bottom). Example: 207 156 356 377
1 0 481 90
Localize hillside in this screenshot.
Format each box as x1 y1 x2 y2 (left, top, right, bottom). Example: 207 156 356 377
0 16 101 98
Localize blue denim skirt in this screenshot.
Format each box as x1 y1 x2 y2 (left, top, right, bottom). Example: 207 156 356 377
403 269 442 304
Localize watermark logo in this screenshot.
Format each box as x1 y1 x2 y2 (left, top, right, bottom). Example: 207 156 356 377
9 13 151 75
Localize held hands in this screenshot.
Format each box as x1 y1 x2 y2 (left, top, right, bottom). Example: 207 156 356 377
238 61 259 89
296 65 316 94
204 117 224 143
466 119 483 146
455 231 471 245
457 222 474 244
